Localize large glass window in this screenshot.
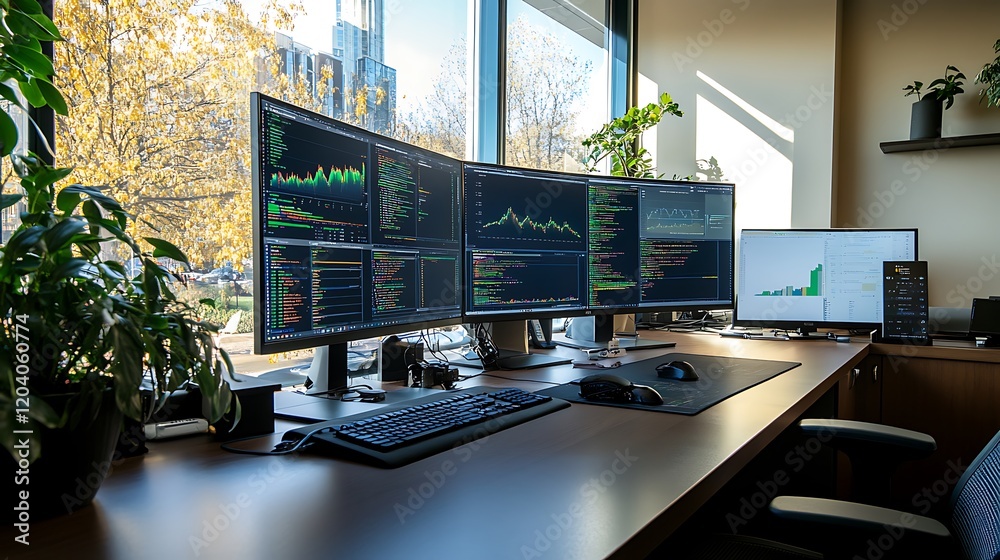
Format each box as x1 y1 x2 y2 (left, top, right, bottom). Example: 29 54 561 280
54 0 471 272
49 0 618 371
51 0 474 371
505 0 608 172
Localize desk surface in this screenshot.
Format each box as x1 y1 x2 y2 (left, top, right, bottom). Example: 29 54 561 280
5 332 867 560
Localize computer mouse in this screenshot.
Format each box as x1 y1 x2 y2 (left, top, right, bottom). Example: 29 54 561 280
578 373 664 406
656 360 700 381
629 384 665 406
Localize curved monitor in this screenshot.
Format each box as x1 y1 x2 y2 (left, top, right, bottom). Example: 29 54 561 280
734 228 918 334
251 93 462 356
585 175 735 314
461 162 736 322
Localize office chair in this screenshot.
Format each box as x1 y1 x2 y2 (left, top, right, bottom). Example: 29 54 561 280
670 424 1000 559
797 418 937 507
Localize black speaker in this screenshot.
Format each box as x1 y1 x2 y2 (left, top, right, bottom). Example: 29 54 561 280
381 336 423 381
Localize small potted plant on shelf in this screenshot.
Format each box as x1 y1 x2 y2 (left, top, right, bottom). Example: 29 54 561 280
0 0 237 520
903 65 966 140
975 40 1000 108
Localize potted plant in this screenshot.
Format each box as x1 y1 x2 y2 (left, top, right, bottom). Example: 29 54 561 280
1 0 237 519
975 40 1000 108
903 65 966 140
581 92 683 178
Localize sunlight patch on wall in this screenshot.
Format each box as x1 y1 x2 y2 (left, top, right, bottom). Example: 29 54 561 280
695 70 793 231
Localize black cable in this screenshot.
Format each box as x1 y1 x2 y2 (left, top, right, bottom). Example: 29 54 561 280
220 424 336 456
419 328 452 367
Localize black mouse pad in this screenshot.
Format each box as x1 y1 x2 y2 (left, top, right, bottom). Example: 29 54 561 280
537 353 801 415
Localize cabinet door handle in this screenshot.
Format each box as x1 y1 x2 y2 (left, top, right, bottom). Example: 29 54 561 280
850 367 860 389
872 365 879 383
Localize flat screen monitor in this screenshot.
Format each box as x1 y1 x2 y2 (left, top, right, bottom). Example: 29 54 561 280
251 93 462 388
462 162 590 321
586 175 735 313
734 229 918 336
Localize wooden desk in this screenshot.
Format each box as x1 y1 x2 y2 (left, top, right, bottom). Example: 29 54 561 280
4 333 867 560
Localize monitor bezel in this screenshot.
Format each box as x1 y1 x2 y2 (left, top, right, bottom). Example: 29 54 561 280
732 228 919 332
251 92 463 355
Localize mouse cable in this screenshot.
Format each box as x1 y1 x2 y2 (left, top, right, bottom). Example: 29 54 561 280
220 424 336 456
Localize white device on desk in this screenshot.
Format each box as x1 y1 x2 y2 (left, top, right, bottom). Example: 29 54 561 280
587 347 626 359
144 418 209 440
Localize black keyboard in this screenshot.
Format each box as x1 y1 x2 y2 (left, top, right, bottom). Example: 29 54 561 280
281 387 570 468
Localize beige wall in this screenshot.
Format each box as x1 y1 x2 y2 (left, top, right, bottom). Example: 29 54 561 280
637 0 839 233
837 0 1000 306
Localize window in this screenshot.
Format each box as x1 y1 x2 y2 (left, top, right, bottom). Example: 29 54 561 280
505 0 608 172
49 0 620 371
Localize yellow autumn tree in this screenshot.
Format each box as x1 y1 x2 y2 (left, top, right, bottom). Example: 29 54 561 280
54 0 301 268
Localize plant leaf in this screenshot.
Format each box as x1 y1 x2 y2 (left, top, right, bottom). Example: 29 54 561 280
144 237 190 265
0 109 20 157
1 192 23 212
17 77 45 108
6 44 55 78
42 217 87 253
4 224 46 258
13 0 46 16
35 78 67 115
23 12 63 42
49 257 92 281
34 165 73 188
55 188 82 213
0 82 27 109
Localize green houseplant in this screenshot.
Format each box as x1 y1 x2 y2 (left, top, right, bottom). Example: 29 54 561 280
581 92 683 178
975 40 1000 108
903 65 966 139
0 0 237 518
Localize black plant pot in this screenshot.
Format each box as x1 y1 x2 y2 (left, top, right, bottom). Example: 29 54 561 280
910 96 943 140
5 389 122 522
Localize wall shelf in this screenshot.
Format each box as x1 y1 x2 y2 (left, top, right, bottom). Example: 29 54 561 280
880 132 1000 153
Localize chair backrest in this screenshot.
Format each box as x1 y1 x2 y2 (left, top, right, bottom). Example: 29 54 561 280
220 310 242 335
949 427 1000 560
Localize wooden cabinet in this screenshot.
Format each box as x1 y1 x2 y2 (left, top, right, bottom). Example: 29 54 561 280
872 344 1000 516
838 354 882 423
834 354 882 498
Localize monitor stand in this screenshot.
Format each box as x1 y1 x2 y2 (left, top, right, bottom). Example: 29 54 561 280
784 328 833 340
555 316 676 350
456 320 571 370
303 343 349 395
